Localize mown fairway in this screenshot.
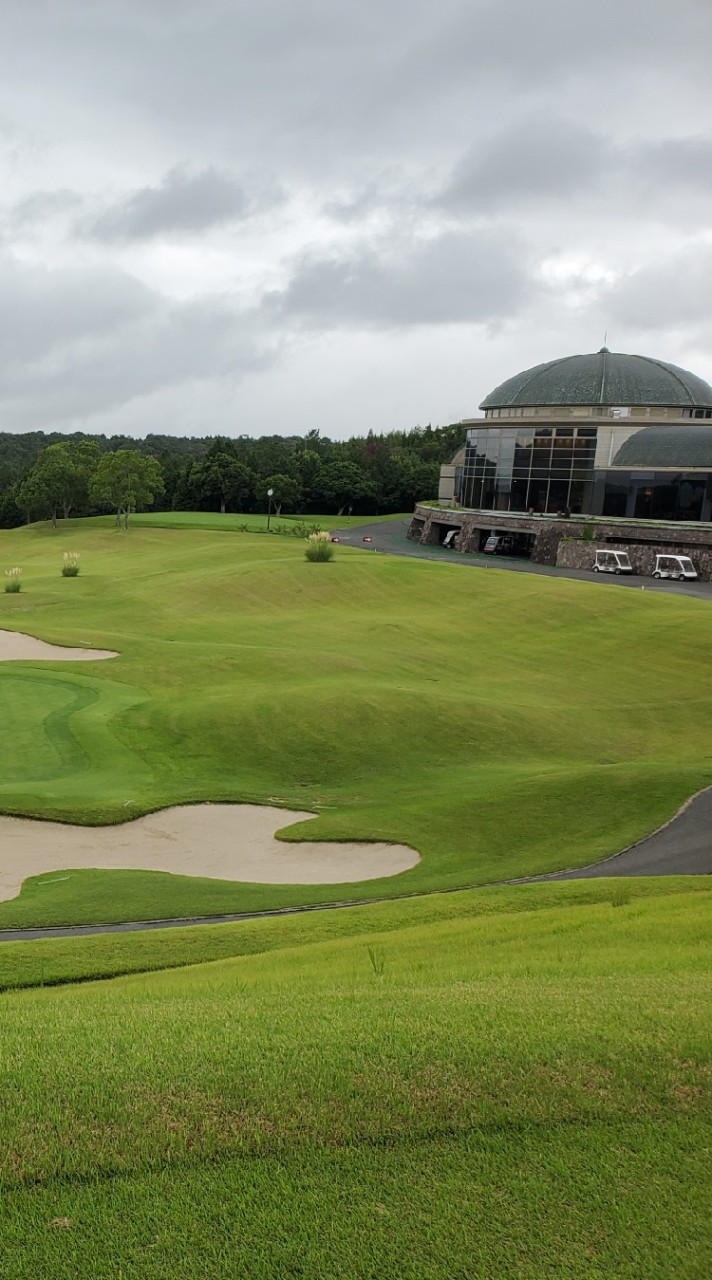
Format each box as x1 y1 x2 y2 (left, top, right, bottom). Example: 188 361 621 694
1 516 712 925
2 882 711 1278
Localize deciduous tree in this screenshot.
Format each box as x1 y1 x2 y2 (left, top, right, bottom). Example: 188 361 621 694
262 473 302 515
89 450 165 528
317 460 374 514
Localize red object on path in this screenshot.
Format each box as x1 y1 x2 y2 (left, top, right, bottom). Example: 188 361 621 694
331 536 340 543
362 536 372 543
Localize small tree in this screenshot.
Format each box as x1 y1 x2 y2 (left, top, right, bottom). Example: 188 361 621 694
15 441 101 527
263 473 302 516
194 453 255 514
316 460 374 515
89 450 165 528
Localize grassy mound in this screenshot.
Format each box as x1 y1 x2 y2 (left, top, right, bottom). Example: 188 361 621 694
0 518 711 925
2 881 710 1277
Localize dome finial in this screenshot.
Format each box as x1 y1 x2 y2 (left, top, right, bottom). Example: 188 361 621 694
599 331 610 355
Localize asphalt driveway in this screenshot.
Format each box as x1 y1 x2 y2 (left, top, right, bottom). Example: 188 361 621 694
332 518 712 601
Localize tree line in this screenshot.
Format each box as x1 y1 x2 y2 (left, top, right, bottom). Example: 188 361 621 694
0 424 465 528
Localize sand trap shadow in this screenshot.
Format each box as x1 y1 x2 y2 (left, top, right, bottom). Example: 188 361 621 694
0 630 117 661
0 804 420 900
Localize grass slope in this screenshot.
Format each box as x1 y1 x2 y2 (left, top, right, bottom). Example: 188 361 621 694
1 518 712 925
2 882 710 1278
0 876 708 991
80 511 407 533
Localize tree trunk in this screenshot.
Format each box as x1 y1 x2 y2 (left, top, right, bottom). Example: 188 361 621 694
51 509 57 528
220 498 226 514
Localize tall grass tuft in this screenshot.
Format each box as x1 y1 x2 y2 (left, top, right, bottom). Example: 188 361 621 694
367 944 385 977
4 567 22 593
305 531 335 562
62 552 81 577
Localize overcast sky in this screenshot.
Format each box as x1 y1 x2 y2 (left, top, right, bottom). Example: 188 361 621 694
1 0 711 439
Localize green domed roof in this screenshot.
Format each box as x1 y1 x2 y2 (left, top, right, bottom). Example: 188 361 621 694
612 425 712 469
480 350 712 410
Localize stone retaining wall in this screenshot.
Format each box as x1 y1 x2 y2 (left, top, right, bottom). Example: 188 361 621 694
409 504 712 573
556 538 712 580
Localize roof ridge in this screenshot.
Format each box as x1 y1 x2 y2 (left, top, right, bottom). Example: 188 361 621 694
634 354 696 405
598 348 608 405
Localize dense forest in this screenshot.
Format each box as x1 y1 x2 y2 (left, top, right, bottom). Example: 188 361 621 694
0 423 465 528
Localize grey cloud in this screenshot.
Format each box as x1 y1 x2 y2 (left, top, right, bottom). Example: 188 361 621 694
0 255 274 428
265 230 532 328
0 257 157 364
85 166 280 241
605 248 712 331
439 118 612 209
416 0 710 94
5 189 83 229
434 122 712 223
324 173 406 223
2 1 709 189
0 0 710 435
628 136 712 194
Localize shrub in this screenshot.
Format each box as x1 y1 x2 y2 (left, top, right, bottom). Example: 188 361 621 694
4 567 22 593
304 531 335 562
62 552 81 577
293 521 322 538
276 521 323 538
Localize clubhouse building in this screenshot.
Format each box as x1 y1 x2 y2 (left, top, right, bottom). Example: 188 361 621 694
410 348 712 576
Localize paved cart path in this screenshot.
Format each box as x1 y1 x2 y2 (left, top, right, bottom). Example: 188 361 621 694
0 788 709 943
533 786 712 881
333 519 712 600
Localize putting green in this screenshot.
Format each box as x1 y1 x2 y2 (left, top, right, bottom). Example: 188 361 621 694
0 668 152 812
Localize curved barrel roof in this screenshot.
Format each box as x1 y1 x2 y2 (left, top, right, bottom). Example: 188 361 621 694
612 425 712 469
480 349 712 410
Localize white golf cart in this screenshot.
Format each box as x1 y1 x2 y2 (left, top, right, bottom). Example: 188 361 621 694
593 549 634 575
652 554 698 581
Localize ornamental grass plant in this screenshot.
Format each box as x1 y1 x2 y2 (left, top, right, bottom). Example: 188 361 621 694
4 567 22 593
61 552 80 577
304 530 335 561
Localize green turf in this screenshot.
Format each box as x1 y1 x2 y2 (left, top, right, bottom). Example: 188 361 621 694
1 517 712 925
80 510 407 532
1 876 708 991
1 883 710 1278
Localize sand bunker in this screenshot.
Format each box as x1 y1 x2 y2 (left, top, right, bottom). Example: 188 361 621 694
0 804 420 900
0 629 117 661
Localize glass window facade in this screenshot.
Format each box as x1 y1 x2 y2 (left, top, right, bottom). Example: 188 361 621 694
602 472 712 521
459 426 598 513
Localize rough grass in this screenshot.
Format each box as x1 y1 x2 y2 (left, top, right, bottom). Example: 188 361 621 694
0 876 709 991
1 882 710 1278
1 518 712 925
